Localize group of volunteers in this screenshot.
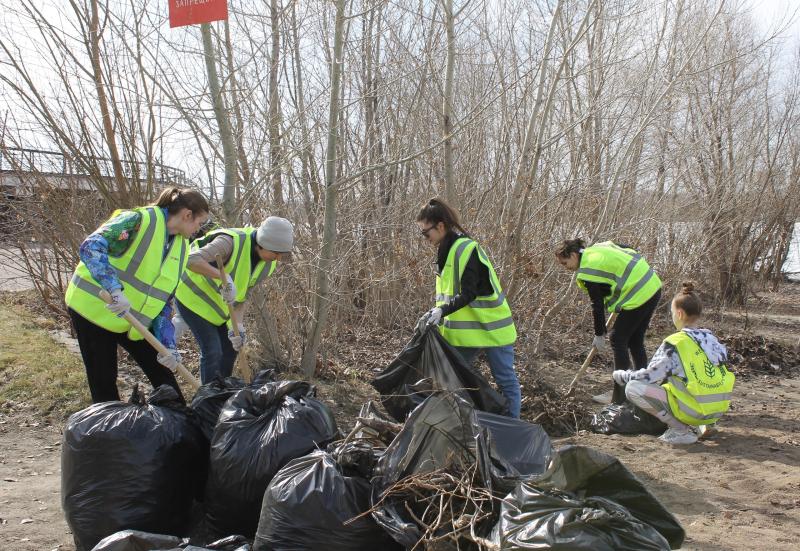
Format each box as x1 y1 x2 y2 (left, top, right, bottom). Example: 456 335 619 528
67 188 734 446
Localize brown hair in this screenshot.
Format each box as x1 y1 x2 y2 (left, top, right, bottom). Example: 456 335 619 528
673 281 703 318
416 197 467 234
555 238 586 258
154 186 209 217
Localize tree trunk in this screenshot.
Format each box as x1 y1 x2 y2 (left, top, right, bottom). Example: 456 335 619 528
201 22 238 223
300 0 346 377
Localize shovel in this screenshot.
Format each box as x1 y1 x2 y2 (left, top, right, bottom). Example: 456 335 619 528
215 255 249 379
565 312 618 396
99 290 200 390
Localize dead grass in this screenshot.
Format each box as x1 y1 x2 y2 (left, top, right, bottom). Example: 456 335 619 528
0 296 89 420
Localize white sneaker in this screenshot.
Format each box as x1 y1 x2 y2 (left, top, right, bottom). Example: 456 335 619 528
592 390 614 404
697 424 718 440
658 427 698 445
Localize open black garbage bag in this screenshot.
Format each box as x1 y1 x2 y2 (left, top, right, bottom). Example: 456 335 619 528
590 401 668 435
203 380 338 539
476 411 552 493
253 451 401 551
190 370 275 441
504 445 684 549
491 484 671 550
371 322 509 421
63 386 207 551
90 530 250 551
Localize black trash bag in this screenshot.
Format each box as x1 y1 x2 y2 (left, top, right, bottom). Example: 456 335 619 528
253 451 402 551
90 530 183 551
371 393 497 549
190 370 275 441
476 411 552 493
523 445 684 548
590 401 668 435
91 531 250 551
203 380 338 539
371 322 509 421
490 484 671 550
63 386 207 551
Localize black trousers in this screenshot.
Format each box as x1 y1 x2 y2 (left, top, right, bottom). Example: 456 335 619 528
608 289 662 371
68 308 184 404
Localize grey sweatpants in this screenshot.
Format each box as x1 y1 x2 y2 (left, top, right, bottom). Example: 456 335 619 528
625 379 689 430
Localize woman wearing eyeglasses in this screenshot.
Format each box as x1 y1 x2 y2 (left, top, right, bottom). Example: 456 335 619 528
416 198 521 418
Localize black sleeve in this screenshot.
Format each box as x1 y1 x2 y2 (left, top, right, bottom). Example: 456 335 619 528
440 250 484 316
585 281 612 335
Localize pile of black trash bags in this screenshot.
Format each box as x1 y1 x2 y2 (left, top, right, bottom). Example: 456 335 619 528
61 324 685 551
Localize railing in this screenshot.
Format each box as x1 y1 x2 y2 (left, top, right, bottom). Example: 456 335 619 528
0 147 186 186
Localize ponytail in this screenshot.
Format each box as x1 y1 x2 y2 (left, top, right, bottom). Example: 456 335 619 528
673 281 703 318
416 197 468 234
154 186 209 217
555 238 586 258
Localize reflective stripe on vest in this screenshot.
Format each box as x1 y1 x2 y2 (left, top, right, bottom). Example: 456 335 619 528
662 331 736 426
175 228 275 326
435 237 516 347
64 207 188 340
575 242 662 312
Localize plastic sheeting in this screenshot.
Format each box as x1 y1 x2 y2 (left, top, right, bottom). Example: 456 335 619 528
203 380 338 539
371 322 509 421
371 394 552 549
491 484 671 550
90 530 250 551
253 451 401 551
62 386 207 551
190 370 274 441
502 445 685 549
590 402 668 435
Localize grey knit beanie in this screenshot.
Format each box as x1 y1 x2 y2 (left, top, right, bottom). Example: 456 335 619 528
256 216 294 252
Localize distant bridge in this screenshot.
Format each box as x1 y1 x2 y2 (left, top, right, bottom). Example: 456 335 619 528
0 147 187 195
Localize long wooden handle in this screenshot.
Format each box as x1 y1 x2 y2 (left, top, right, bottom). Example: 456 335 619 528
215 254 240 336
566 312 619 396
99 290 200 390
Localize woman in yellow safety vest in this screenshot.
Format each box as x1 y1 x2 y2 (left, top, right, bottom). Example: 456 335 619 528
612 282 735 445
65 187 210 403
416 198 521 418
173 216 293 383
556 238 662 403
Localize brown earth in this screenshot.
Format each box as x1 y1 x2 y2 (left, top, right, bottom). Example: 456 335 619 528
1 284 799 550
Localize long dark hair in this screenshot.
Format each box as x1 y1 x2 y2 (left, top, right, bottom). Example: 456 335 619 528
154 186 209 217
555 238 586 258
416 197 468 234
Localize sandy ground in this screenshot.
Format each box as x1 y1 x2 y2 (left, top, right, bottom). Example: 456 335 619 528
0 284 798 550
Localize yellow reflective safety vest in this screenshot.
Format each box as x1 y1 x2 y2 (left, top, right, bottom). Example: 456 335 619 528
575 241 662 312
175 228 275 326
662 331 735 426
64 206 189 340
435 237 516 347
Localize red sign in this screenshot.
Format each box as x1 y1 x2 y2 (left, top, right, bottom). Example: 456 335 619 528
169 0 228 28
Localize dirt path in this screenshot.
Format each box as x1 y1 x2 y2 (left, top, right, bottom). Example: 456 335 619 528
0 414 72 551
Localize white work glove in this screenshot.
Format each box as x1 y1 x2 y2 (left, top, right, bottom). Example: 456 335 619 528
612 369 631 387
106 289 131 317
228 324 246 352
220 274 237 304
157 348 181 373
592 334 609 355
172 313 189 341
425 307 443 326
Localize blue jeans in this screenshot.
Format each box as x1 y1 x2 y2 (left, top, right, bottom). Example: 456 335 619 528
176 300 237 384
455 345 521 418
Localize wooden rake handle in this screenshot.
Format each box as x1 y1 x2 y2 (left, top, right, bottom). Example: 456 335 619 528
566 312 619 396
99 290 200 390
215 254 241 336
